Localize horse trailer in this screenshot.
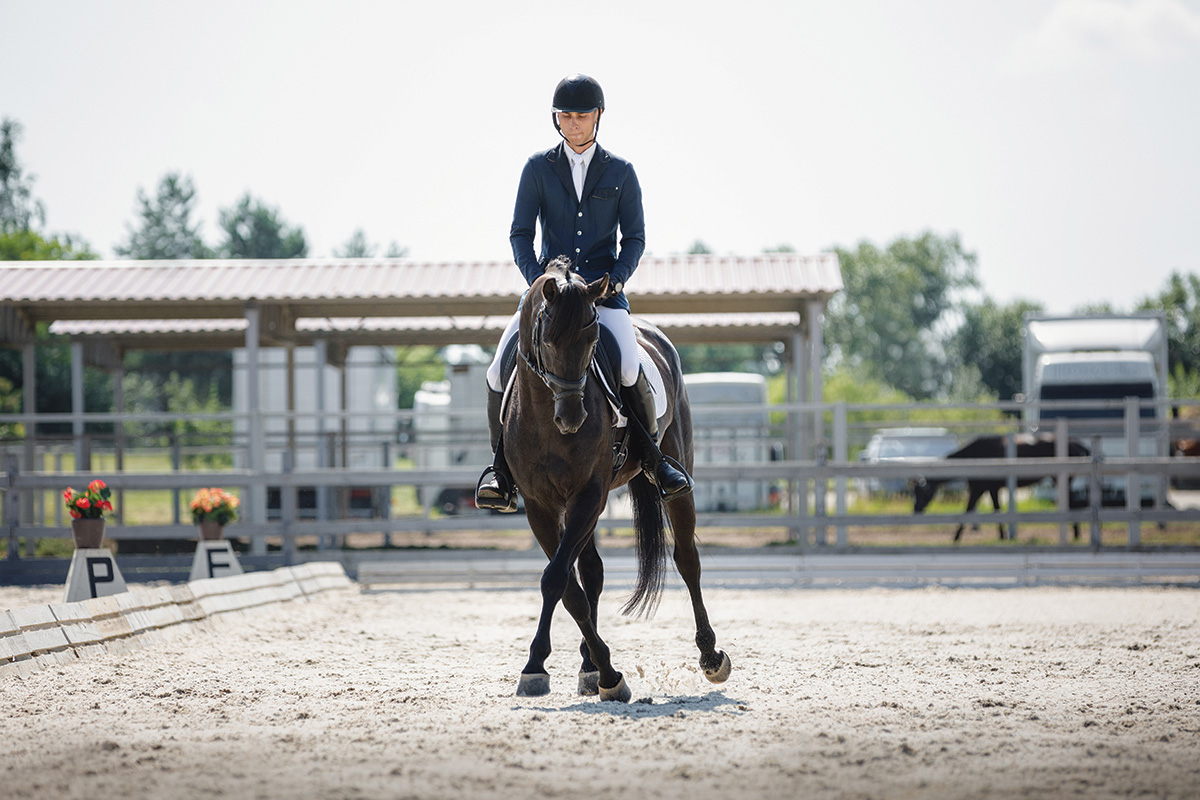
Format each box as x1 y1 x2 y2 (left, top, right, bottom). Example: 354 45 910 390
1022 313 1169 506
684 372 777 512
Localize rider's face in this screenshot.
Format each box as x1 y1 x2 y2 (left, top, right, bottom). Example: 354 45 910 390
557 110 600 152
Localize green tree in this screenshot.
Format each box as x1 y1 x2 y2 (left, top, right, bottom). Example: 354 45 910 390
217 193 307 258
687 239 713 255
395 346 445 409
825 231 979 400
949 297 1044 401
115 172 210 259
0 229 96 260
334 229 376 258
0 118 45 234
1137 271 1200 390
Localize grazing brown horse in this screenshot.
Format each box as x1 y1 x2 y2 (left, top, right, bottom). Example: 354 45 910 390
503 258 730 702
913 434 1090 541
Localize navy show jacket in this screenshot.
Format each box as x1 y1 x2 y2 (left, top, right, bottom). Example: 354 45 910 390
509 142 645 311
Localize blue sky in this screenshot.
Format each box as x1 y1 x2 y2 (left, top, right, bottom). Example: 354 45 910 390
3 0 1198 313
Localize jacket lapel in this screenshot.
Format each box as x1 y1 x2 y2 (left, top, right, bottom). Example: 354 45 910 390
549 143 575 199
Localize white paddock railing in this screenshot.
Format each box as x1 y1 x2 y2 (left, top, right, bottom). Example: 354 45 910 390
2 398 1198 561
3 449 1198 560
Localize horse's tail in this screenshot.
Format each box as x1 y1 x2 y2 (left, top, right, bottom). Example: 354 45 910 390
622 472 668 618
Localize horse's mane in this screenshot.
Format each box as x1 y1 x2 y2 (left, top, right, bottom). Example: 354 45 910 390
541 258 593 345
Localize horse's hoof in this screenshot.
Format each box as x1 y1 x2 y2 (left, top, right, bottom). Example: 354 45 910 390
598 675 631 703
516 673 550 697
702 650 732 684
578 670 600 696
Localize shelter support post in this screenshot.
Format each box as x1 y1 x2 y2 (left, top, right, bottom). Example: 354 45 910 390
790 330 807 546
245 303 266 555
71 341 85 471
21 343 35 535
808 298 826 547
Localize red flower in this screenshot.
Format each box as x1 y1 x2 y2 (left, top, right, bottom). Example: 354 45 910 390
76 498 91 509
88 479 106 492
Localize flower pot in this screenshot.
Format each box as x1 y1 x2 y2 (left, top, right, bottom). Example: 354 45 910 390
197 520 225 540
71 518 106 548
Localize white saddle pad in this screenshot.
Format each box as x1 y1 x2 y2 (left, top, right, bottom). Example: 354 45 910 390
596 344 667 429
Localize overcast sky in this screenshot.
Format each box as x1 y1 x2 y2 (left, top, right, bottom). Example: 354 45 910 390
3 0 1198 313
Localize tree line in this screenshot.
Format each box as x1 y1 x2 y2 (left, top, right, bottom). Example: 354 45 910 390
1 116 1198 436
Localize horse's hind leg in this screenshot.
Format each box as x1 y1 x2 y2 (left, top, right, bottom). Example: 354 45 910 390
667 493 731 683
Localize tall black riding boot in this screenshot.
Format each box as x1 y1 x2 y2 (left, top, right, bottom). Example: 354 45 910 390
622 369 693 501
475 388 517 512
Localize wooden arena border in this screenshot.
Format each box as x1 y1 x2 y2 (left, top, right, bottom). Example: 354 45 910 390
0 562 351 680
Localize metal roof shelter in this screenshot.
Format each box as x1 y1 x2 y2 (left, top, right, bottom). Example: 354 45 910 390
1 255 841 531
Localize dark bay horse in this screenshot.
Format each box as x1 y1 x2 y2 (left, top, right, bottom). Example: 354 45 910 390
503 258 730 702
913 433 1090 541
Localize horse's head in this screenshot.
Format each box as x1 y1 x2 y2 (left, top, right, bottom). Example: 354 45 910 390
522 258 609 435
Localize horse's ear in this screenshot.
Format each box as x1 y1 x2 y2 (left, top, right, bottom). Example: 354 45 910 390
586 274 610 304
541 276 559 304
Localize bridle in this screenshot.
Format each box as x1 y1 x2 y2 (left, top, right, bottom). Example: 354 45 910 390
519 302 599 403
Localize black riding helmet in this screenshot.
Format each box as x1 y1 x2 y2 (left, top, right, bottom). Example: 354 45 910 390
552 74 604 146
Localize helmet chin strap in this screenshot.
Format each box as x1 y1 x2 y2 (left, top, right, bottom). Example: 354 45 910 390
552 114 601 151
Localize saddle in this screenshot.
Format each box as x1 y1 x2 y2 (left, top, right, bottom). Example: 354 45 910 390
496 325 637 477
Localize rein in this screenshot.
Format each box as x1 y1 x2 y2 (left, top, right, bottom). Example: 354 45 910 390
519 303 599 403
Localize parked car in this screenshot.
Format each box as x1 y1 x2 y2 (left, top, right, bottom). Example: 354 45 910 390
857 427 960 496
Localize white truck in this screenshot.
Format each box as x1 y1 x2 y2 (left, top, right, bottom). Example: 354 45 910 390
1021 312 1169 506
684 372 777 512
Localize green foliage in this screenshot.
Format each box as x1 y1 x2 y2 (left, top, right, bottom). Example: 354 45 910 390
334 228 377 257
121 372 233 468
686 239 713 255
0 331 113 436
395 346 445 409
0 118 45 234
825 231 979 400
0 376 21 438
0 229 97 261
677 343 784 375
949 297 1043 400
1137 271 1200 384
114 172 211 259
217 193 307 258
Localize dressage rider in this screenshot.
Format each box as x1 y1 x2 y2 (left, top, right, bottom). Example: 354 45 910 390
476 73 693 512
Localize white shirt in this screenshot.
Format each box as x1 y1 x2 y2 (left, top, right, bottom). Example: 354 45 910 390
565 142 596 202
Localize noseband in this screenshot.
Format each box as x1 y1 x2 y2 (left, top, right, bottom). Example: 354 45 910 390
520 304 599 403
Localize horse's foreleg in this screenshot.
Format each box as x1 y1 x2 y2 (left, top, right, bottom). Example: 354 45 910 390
575 539 604 695
668 495 731 684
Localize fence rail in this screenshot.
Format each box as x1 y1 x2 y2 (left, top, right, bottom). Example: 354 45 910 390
4 451 1199 558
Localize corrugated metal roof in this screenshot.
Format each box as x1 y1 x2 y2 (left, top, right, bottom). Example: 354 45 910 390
1 253 839 306
4 255 840 348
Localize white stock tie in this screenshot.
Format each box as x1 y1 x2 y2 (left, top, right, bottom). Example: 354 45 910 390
572 157 585 202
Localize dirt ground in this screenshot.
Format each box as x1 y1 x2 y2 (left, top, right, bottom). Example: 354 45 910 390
2 582 1199 799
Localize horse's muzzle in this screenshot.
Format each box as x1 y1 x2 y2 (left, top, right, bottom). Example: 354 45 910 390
554 399 587 435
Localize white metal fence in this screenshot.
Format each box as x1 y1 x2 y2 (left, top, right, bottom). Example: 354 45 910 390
3 398 1199 562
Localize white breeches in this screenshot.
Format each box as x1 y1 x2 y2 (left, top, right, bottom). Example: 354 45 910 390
486 305 640 392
